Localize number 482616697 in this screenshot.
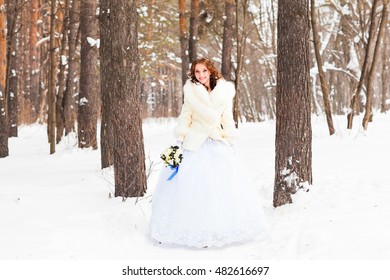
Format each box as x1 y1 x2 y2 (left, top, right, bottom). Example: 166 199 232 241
214 266 269 276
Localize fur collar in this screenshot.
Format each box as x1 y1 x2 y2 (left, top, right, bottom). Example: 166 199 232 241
183 79 235 123
184 79 235 107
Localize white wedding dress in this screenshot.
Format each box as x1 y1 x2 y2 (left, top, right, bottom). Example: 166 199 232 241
149 139 267 248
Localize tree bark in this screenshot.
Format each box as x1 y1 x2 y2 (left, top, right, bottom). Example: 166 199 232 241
48 0 57 154
29 0 40 122
328 1 357 116
6 0 19 137
188 0 199 62
178 0 189 88
310 0 335 135
381 10 389 113
221 0 235 81
106 0 147 198
64 0 79 135
78 0 99 149
0 0 9 157
362 0 388 129
233 0 249 127
99 0 114 168
20 4 31 124
36 3 48 125
274 0 312 207
56 0 70 144
347 0 379 129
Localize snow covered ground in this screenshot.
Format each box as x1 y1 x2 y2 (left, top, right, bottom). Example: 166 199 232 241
1 113 389 264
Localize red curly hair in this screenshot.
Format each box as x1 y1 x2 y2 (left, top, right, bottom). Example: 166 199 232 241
188 57 222 91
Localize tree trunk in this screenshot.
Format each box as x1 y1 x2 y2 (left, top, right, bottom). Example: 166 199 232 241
233 0 249 127
107 0 147 198
0 0 9 157
310 0 335 135
29 0 40 122
336 1 358 115
56 0 70 144
78 0 99 149
270 0 277 54
274 0 312 207
37 4 48 125
64 0 79 135
381 11 389 113
20 5 31 124
178 0 189 88
48 0 57 154
6 0 19 137
362 0 388 129
347 0 379 129
99 0 114 168
221 0 235 81
188 0 199 62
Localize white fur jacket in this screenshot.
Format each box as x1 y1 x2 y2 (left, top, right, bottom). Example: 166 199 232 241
174 79 238 151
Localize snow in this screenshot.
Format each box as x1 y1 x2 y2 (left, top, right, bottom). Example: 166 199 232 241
139 6 148 13
36 36 50 47
79 97 88 106
206 13 213 23
87 37 100 48
1 114 390 276
347 42 361 76
61 55 68 66
320 10 339 55
248 2 259 14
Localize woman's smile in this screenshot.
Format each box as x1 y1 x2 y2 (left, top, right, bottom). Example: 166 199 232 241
194 64 211 88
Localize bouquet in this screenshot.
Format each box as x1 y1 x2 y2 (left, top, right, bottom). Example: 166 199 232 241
160 145 183 180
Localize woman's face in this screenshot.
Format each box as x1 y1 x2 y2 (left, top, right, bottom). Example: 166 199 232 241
194 63 211 87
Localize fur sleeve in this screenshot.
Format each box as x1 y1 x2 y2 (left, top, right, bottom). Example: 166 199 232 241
173 97 192 141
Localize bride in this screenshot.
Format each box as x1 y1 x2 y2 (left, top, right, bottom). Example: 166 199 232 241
149 57 267 248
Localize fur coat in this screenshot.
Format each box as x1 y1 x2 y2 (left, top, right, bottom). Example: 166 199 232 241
174 79 238 151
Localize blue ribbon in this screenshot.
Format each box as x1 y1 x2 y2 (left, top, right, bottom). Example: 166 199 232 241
167 165 179 181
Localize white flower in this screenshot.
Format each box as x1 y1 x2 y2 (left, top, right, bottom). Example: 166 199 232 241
161 145 183 167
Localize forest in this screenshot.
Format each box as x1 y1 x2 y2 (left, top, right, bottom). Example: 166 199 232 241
1 0 390 269
0 0 389 204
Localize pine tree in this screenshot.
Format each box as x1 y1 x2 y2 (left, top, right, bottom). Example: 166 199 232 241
0 0 8 157
78 0 99 149
273 0 312 207
100 0 147 197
